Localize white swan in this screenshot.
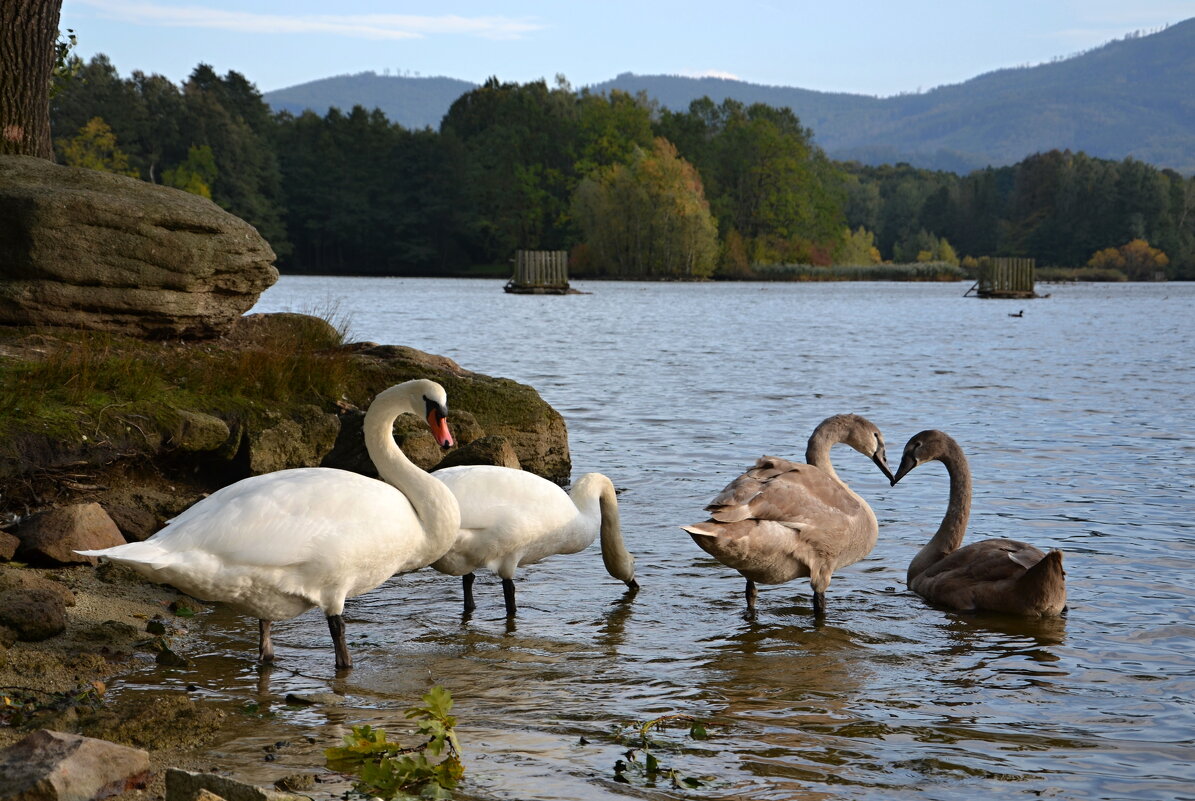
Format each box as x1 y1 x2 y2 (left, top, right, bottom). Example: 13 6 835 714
76 379 461 669
683 414 894 616
429 466 637 616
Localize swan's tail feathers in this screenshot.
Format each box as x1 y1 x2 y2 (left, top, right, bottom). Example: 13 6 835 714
74 542 175 571
1017 549 1067 616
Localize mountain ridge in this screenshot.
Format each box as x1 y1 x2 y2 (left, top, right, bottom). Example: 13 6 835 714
263 19 1195 174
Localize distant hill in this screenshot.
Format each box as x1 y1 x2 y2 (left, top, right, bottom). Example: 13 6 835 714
265 73 476 130
263 19 1195 174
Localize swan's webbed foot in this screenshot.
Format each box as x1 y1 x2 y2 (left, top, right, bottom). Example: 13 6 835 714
501 577 517 618
258 619 275 663
327 614 352 670
462 573 477 615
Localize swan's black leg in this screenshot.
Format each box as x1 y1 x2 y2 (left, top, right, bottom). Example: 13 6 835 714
812 590 826 617
327 614 352 670
501 578 517 617
745 579 757 618
258 619 275 663
462 573 477 614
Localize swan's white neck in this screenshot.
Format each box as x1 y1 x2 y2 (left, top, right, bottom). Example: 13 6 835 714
363 387 460 553
907 439 971 583
570 473 635 584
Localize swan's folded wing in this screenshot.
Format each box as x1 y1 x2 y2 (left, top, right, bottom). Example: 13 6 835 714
142 469 414 569
705 456 804 522
920 539 1046 584
706 456 861 533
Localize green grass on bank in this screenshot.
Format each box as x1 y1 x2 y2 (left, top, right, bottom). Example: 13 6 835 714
0 315 361 462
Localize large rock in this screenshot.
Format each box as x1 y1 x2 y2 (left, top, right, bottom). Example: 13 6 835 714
246 405 340 474
0 155 278 338
0 729 149 801
14 503 125 566
350 344 572 483
433 434 522 471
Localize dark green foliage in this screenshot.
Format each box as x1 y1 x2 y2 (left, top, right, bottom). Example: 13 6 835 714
51 57 288 256
274 106 463 274
47 56 1195 279
844 153 1195 277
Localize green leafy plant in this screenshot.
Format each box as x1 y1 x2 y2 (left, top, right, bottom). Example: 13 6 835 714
611 713 708 790
51 28 79 97
325 687 463 799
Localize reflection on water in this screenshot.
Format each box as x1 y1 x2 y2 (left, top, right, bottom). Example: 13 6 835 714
111 280 1195 800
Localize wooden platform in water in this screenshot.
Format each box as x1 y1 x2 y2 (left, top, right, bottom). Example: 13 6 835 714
965 257 1042 299
503 281 582 295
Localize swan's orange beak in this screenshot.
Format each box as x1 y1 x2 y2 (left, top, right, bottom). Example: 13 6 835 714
427 408 454 448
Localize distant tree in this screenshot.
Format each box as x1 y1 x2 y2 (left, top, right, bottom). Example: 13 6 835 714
657 97 845 264
441 77 581 262
1089 239 1169 280
0 0 64 158
835 226 881 265
180 64 288 254
717 228 752 278
573 138 718 279
162 144 217 197
574 88 654 177
842 174 881 233
55 116 138 175
274 105 462 274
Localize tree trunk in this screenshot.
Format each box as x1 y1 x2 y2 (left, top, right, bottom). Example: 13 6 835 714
0 0 63 159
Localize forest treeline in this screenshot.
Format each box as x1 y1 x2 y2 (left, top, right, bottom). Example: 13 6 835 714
50 56 1195 280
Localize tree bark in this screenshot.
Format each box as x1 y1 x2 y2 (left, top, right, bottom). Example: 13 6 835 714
0 0 63 159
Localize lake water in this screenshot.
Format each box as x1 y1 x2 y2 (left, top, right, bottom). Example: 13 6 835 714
117 278 1195 800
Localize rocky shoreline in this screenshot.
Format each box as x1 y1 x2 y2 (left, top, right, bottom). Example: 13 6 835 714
0 313 572 799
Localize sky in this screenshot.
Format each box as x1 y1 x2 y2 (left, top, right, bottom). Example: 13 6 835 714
59 0 1195 96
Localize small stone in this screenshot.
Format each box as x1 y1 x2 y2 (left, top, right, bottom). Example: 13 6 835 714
155 645 191 667
283 692 346 707
0 588 67 641
166 768 308 801
0 531 19 561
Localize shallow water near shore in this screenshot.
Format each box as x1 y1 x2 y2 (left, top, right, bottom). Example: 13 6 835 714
115 279 1194 799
